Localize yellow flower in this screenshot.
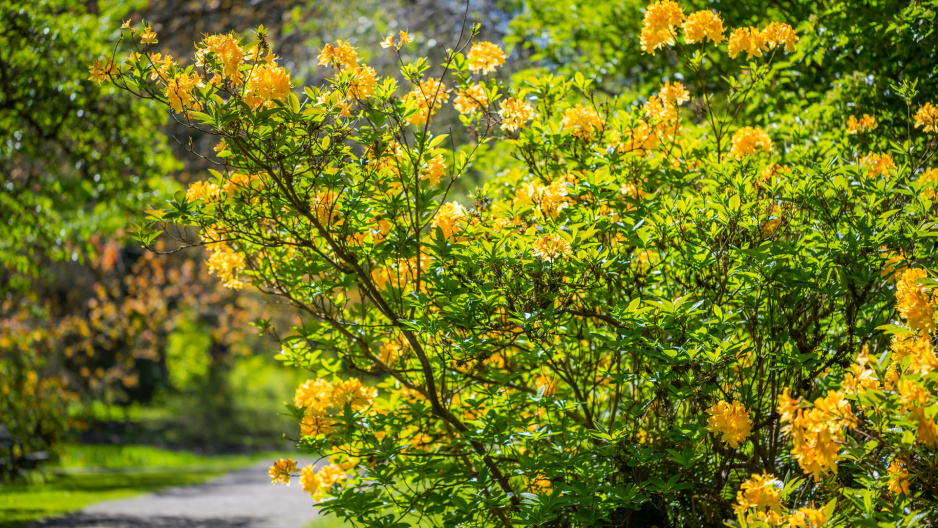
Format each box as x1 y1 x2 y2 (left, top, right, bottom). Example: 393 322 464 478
318 40 358 69
244 63 292 110
560 104 604 139
120 19 133 31
789 507 826 528
659 81 690 106
380 34 395 49
734 473 784 524
166 72 204 113
729 126 772 158
206 242 246 290
779 390 856 480
532 234 573 262
346 64 378 99
918 167 938 198
846 114 877 134
683 10 724 44
706 400 751 448
896 268 935 333
139 26 158 44
860 152 896 179
432 202 467 240
422 155 446 186
300 465 322 497
640 0 685 55
761 22 799 52
268 458 298 485
499 97 534 131
467 41 507 74
728 27 766 59
405 78 449 125
87 59 115 85
915 102 938 133
199 33 244 80
399 31 413 45
453 83 488 114
529 474 552 494
887 460 911 495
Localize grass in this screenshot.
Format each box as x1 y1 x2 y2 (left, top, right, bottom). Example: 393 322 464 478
0 444 289 528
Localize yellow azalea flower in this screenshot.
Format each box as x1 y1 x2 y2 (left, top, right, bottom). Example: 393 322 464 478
729 126 772 158
706 400 751 448
399 30 413 45
422 155 446 186
206 242 246 290
466 41 507 74
405 78 449 125
915 102 938 133
139 26 158 44
887 460 911 495
380 33 395 49
318 40 358 69
846 114 877 134
432 202 467 240
734 473 784 524
346 64 378 99
560 104 604 139
453 83 488 114
499 97 534 131
860 152 896 179
640 0 685 55
121 19 133 31
779 390 856 480
918 167 938 198
532 234 573 262
728 27 766 59
895 268 935 333
299 464 321 497
243 63 292 110
268 458 298 485
683 10 724 44
789 507 826 528
761 22 799 52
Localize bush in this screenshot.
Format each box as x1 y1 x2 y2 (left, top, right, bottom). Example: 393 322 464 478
101 3 938 526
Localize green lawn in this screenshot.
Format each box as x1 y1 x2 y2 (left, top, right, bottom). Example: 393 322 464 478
0 445 290 528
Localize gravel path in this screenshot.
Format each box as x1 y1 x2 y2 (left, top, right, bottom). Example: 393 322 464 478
28 461 323 528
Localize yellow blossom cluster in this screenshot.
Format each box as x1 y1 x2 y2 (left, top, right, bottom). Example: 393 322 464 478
729 126 772 158
560 104 604 139
531 234 573 262
896 268 936 333
466 41 507 74
268 458 298 485
380 30 413 50
915 102 938 133
499 97 535 131
734 473 785 526
197 33 244 81
640 0 685 55
453 83 488 114
919 167 938 198
299 463 347 499
405 78 449 125
166 72 204 113
294 377 376 438
777 388 856 480
515 179 570 220
898 378 938 446
421 155 447 186
706 400 751 448
846 114 877 134
206 242 246 290
860 152 896 179
431 202 468 240
683 10 725 44
728 22 798 59
887 460 910 495
243 62 293 110
318 40 358 69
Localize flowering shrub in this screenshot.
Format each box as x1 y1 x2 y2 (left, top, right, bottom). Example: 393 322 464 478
99 1 938 526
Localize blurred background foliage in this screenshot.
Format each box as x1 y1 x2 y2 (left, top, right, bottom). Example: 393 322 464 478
1 0 936 518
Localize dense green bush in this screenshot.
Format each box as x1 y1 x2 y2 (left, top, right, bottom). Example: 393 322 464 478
102 1 938 526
